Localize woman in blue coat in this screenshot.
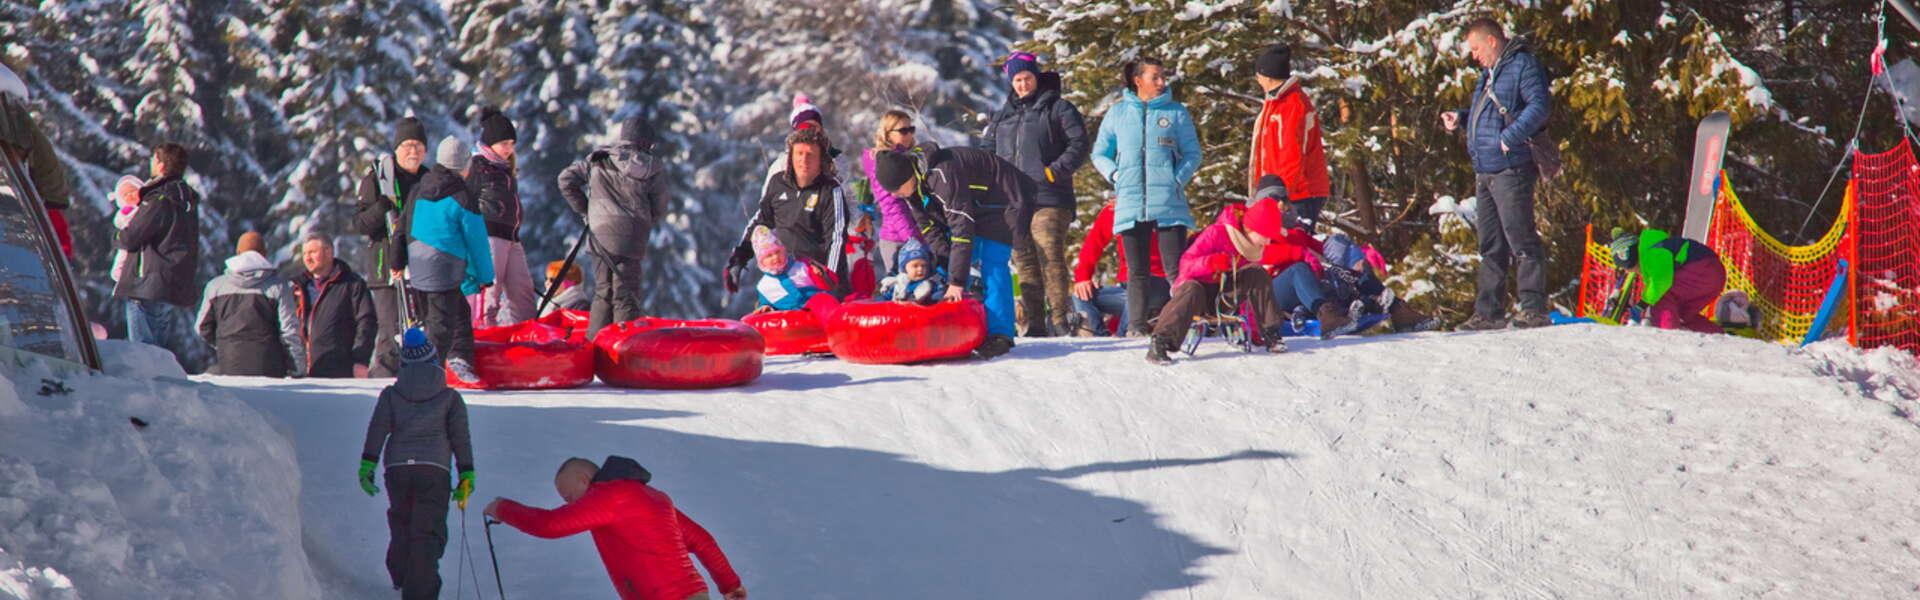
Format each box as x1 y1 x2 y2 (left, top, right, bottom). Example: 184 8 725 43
1091 57 1204 336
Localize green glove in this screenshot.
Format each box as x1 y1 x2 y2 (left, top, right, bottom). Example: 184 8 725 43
454 470 475 510
358 459 379 496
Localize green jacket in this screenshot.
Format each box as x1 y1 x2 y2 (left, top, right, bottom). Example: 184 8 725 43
1634 229 1712 306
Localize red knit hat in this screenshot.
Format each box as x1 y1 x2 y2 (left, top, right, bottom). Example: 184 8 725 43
1242 198 1286 241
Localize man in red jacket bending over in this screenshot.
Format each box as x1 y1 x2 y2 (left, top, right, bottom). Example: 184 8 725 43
484 456 746 600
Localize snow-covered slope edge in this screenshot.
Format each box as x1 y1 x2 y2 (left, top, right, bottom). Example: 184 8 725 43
0 341 318 599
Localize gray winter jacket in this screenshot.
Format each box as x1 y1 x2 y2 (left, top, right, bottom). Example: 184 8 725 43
196 252 306 377
556 142 667 256
361 361 474 474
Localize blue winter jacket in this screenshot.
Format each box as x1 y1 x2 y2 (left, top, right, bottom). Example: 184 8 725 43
1456 38 1551 174
1091 89 1203 234
395 166 494 296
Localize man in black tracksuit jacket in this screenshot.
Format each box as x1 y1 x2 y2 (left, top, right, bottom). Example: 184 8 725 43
725 126 848 296
351 117 430 376
290 236 377 378
556 116 667 337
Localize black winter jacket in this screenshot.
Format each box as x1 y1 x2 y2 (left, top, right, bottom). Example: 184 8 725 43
556 142 667 256
909 147 1035 287
112 175 200 307
351 156 424 287
196 252 305 377
289 259 376 378
732 165 848 279
467 153 521 241
980 72 1089 209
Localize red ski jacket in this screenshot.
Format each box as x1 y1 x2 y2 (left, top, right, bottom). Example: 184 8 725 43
493 480 742 600
1073 200 1166 284
1248 77 1331 202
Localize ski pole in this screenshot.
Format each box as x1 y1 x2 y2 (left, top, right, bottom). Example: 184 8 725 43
483 517 507 600
535 230 590 318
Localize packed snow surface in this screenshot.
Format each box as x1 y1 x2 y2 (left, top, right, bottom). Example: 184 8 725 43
6 325 1920 598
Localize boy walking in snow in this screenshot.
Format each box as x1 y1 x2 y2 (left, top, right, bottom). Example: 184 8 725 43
360 328 476 599
393 136 494 384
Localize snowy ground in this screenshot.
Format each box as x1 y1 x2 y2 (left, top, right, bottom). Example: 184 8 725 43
6 325 1920 599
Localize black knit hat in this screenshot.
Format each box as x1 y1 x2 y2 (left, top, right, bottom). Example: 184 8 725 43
873 150 918 192
619 115 655 150
1251 174 1289 205
1256 44 1291 80
394 117 427 148
478 108 516 146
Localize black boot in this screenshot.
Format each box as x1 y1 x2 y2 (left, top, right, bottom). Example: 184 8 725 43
975 335 1015 359
1145 337 1176 365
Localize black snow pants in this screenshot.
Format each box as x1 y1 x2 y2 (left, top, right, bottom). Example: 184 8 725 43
384 464 450 600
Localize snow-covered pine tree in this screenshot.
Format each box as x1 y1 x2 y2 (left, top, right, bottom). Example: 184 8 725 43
262 0 457 264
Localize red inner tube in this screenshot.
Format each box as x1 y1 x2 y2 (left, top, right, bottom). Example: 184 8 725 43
535 309 592 344
594 318 765 389
742 310 831 355
449 320 595 390
826 300 987 364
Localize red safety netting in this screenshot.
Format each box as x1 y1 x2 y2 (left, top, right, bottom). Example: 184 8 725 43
1848 139 1920 355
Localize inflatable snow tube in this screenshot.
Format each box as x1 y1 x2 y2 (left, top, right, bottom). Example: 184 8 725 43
826 300 988 364
450 320 595 390
594 318 764 389
742 310 832 355
536 308 592 344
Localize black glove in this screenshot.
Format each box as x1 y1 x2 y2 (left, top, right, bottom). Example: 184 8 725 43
724 248 752 294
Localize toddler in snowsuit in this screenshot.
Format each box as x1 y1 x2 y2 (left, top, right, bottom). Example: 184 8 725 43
751 225 842 323
108 175 143 283
359 328 475 600
877 239 945 305
1609 227 1726 334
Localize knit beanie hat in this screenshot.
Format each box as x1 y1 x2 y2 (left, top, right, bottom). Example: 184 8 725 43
436 136 470 171
478 108 516 146
896 239 931 268
750 225 784 259
1256 44 1292 80
399 327 437 366
1003 51 1041 83
789 93 823 130
1243 198 1286 241
619 115 655 150
872 150 919 192
1251 174 1289 205
235 231 265 256
394 117 428 148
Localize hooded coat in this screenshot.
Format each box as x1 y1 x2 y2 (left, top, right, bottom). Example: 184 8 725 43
360 360 474 475
196 251 306 377
981 71 1089 210
556 142 668 256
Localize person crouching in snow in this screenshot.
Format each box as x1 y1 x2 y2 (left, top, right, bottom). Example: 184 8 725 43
1608 227 1726 334
877 239 945 305
359 328 475 599
484 456 747 600
1147 197 1293 364
749 225 841 324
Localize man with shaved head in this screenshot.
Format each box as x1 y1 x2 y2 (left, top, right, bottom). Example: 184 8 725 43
485 456 747 600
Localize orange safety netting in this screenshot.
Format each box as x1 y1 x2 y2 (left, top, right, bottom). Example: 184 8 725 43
1578 173 1853 344
1848 140 1920 355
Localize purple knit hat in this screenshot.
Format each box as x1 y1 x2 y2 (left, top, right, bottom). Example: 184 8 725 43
1002 51 1040 82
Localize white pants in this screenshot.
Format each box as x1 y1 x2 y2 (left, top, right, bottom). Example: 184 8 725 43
483 237 536 327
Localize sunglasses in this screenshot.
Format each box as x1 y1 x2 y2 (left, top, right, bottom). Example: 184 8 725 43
891 126 917 135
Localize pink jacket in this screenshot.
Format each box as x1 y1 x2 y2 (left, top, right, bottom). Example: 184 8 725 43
1175 207 1252 287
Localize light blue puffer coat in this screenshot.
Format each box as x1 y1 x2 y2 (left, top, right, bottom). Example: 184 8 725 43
1091 89 1203 235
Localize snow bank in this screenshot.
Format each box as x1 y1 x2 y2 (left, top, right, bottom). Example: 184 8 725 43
0 342 319 599
227 324 1920 599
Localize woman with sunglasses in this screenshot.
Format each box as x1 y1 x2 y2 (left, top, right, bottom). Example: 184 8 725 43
1090 56 1203 337
861 110 935 273
982 51 1090 337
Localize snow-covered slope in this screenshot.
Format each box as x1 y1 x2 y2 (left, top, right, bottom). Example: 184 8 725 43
211 325 1920 599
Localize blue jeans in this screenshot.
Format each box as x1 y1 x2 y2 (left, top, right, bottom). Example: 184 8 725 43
1070 286 1129 336
126 298 191 366
1270 263 1327 313
974 239 1016 338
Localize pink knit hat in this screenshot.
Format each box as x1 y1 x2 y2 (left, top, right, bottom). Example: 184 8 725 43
750 225 784 258
789 93 823 130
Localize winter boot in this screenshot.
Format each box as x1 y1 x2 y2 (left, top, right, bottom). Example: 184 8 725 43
446 357 480 385
1065 312 1097 338
1262 327 1288 354
1317 301 1359 340
1387 300 1441 333
975 334 1015 359
1145 336 1177 365
1455 314 1508 331
1289 305 1312 336
1512 310 1553 329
